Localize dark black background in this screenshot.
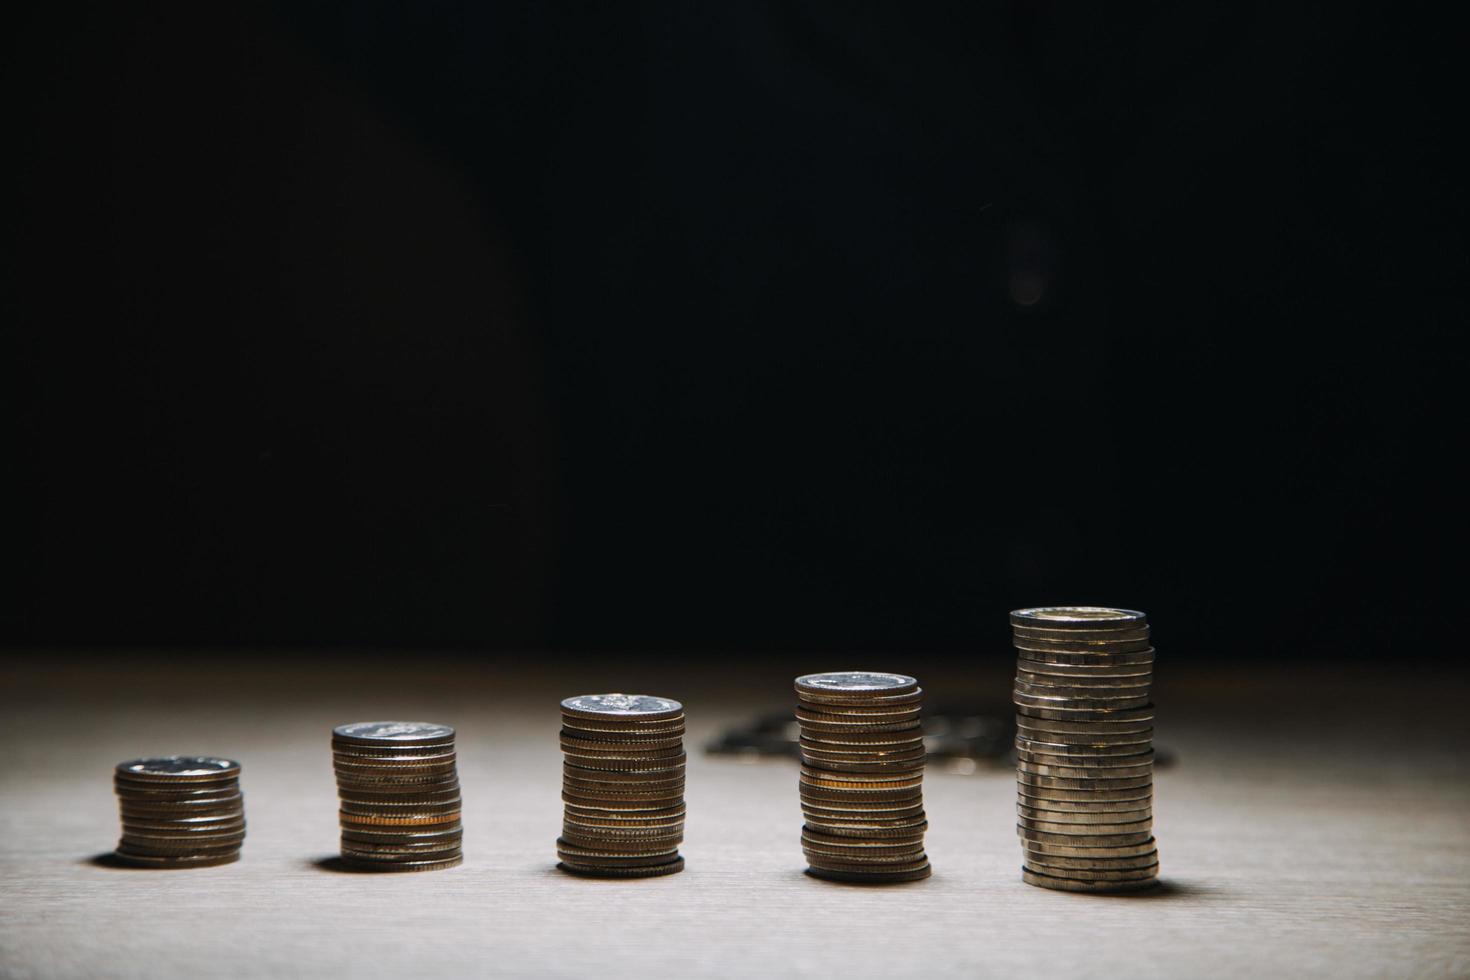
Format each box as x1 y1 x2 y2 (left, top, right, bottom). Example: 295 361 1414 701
6 3 1465 658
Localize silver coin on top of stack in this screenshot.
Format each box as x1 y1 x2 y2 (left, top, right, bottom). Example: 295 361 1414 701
557 694 687 878
112 757 245 868
333 721 463 872
795 671 931 883
1011 607 1160 892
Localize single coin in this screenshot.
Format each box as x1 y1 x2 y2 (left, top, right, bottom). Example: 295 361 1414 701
1017 773 1152 792
804 854 930 875
1018 804 1150 824
334 779 460 793
1014 679 1152 700
338 855 463 873
1017 745 1154 764
1018 791 1151 812
1016 736 1154 756
1014 691 1153 711
1012 634 1153 652
1018 760 1154 780
117 811 246 827
805 864 931 884
801 835 927 854
795 672 919 696
114 841 242 859
797 745 926 762
803 846 927 865
799 766 920 783
1015 713 1154 732
332 721 455 746
1013 644 1156 663
801 763 926 779
117 828 244 846
802 802 926 821
560 694 684 722
1018 816 1153 835
1010 607 1147 629
341 826 463 843
800 787 924 806
1016 663 1155 684
121 822 247 839
1016 702 1155 722
336 790 462 806
115 757 241 781
796 719 924 736
1015 722 1153 743
1023 836 1158 858
800 777 924 794
335 781 461 798
792 700 925 720
339 813 461 831
333 756 459 772
559 754 688 773
797 689 926 710
1018 826 1155 847
562 821 686 840
557 833 684 854
801 825 925 845
1018 785 1154 803
339 795 462 811
803 822 928 840
1016 667 1153 687
110 850 242 869
1021 867 1158 892
559 730 686 748
1024 862 1159 884
1012 624 1150 643
557 856 684 878
113 777 240 794
1022 848 1159 871
798 729 927 747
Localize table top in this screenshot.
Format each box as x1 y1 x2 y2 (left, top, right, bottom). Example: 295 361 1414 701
2 654 1468 979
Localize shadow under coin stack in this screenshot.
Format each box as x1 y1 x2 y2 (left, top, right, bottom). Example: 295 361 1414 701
795 671 931 883
112 757 245 868
333 721 463 872
1011 607 1160 892
557 694 687 878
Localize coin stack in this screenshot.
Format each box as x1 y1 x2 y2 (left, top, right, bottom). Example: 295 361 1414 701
1011 607 1160 892
557 694 687 878
795 671 931 883
112 757 246 868
333 721 463 872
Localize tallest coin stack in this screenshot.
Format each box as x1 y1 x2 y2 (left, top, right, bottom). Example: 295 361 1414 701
1010 607 1160 892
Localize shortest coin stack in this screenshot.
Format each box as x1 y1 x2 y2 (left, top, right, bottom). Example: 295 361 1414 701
333 721 463 872
557 694 687 878
796 671 932 883
113 757 246 868
1011 606 1160 892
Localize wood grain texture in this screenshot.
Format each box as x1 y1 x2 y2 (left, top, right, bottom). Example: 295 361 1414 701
2 655 1468 979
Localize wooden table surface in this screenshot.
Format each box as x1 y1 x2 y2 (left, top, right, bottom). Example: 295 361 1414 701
2 654 1468 979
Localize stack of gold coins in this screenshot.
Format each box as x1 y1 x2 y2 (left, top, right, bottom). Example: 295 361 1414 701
556 694 687 878
795 671 931 883
112 757 245 868
1010 607 1160 892
332 721 463 872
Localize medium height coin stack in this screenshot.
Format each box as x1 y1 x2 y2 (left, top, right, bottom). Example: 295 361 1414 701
795 671 932 883
333 721 463 872
557 694 687 878
112 757 246 868
1011 607 1160 892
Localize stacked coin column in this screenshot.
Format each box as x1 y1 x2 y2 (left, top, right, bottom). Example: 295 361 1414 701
113 757 246 868
1010 607 1160 892
333 721 463 872
795 671 932 883
557 694 687 878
